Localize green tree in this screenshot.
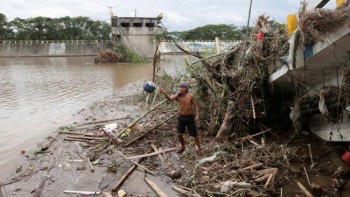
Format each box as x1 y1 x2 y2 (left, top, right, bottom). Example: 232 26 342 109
0 13 13 40
183 24 241 40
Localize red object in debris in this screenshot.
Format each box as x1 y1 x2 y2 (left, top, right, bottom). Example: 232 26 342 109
341 151 350 164
257 31 264 41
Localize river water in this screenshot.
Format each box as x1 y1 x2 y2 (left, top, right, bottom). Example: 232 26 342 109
0 56 157 181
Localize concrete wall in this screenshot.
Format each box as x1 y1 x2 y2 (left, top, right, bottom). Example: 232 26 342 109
0 41 114 57
114 27 160 58
159 41 240 54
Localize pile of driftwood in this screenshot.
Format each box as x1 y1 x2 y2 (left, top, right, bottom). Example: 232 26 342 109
299 5 350 43
173 15 289 139
94 49 128 63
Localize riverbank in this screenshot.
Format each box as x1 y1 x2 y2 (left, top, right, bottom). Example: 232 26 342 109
1 80 350 196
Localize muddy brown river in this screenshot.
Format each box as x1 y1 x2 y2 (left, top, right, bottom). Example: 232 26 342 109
0 55 191 182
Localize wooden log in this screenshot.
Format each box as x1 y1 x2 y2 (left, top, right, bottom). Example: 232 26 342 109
116 151 155 176
112 159 142 191
82 116 130 125
144 177 168 197
296 181 313 197
58 131 85 135
216 101 234 139
65 135 107 140
116 99 167 138
125 113 178 147
39 132 59 151
63 137 92 143
126 148 177 160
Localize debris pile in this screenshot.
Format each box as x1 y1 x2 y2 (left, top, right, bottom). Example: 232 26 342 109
173 15 289 139
94 49 128 63
299 5 350 42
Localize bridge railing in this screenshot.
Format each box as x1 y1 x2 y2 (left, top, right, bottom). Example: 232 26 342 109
0 40 113 44
161 40 241 43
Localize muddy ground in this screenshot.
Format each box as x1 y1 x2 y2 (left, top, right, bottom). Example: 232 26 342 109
1 80 350 197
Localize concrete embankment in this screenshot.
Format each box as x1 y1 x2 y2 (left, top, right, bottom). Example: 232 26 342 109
0 41 114 57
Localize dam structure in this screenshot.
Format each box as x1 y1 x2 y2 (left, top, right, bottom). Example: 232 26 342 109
111 16 163 58
0 40 114 57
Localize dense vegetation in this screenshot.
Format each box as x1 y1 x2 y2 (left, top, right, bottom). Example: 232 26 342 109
1 13 267 42
156 24 252 41
0 13 111 40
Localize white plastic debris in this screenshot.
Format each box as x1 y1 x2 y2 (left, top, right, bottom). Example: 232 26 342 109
220 181 252 193
198 151 224 165
118 189 126 197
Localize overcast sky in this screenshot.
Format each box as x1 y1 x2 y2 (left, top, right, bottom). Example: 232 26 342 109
0 0 337 31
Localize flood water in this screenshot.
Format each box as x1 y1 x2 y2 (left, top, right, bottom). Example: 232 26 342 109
0 56 157 181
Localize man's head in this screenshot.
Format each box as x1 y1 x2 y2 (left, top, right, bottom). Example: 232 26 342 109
179 82 189 93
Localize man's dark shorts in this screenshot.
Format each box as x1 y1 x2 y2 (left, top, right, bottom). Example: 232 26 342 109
177 114 197 137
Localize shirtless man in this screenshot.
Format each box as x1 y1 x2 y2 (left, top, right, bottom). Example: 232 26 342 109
160 82 203 156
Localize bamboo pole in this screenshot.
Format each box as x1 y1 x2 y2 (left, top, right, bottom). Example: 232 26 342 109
82 116 130 125
126 148 177 160
112 159 142 191
151 144 164 163
116 99 167 138
296 181 313 197
63 190 100 195
116 151 155 176
144 177 168 197
64 135 107 140
304 166 311 186
125 112 178 147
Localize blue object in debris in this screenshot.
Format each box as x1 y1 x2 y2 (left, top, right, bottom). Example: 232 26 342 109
143 81 156 93
304 42 313 59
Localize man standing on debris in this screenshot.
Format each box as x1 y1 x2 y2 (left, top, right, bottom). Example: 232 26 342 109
160 82 203 156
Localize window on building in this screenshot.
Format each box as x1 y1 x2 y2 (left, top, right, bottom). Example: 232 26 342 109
145 23 155 28
121 23 130 27
133 23 143 27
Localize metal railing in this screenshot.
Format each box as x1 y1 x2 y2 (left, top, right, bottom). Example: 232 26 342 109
0 40 113 44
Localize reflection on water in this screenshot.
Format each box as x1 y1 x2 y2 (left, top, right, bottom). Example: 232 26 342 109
0 55 193 181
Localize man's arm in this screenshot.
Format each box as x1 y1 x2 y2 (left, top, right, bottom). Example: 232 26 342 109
191 96 200 122
160 86 177 101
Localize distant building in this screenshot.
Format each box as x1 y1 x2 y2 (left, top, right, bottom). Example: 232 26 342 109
111 16 163 58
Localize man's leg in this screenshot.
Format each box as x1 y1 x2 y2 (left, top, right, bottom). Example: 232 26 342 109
178 134 185 153
194 136 202 156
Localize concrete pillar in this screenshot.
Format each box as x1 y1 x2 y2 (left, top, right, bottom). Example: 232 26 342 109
215 37 221 54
